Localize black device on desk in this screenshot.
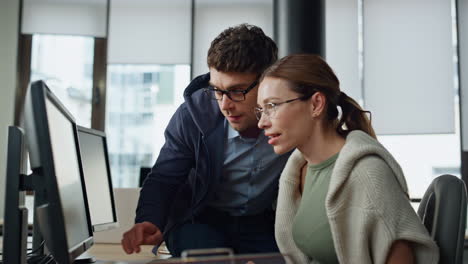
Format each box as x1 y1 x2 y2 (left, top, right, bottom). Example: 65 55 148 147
23 80 94 264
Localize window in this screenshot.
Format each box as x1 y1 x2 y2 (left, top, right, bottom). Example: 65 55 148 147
378 130 461 199
106 64 190 187
349 0 461 201
30 34 95 127
323 0 465 238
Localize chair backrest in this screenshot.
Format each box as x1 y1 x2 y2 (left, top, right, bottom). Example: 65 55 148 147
139 167 152 187
417 174 467 264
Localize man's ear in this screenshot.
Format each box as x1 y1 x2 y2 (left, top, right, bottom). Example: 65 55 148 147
311 92 326 117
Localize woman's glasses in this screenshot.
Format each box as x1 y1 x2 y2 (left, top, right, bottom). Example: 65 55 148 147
255 95 310 120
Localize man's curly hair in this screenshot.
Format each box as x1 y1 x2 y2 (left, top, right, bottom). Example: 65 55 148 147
207 24 277 75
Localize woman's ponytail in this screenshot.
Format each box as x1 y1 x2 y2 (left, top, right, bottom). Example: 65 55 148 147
336 92 376 139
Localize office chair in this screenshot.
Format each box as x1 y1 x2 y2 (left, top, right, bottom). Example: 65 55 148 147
139 167 152 187
417 174 467 264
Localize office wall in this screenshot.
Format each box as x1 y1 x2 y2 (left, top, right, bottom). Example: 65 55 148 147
0 0 20 221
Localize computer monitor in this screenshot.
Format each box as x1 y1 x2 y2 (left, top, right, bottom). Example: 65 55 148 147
2 126 29 264
77 125 118 232
24 80 93 264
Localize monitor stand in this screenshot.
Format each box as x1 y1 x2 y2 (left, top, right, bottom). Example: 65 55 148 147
74 251 96 263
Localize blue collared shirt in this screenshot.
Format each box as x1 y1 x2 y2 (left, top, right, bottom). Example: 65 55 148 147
208 120 289 216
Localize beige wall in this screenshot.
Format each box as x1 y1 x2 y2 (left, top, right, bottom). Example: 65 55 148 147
0 0 20 221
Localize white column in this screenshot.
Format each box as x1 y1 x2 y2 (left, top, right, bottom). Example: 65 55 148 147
459 0 468 150
0 0 20 221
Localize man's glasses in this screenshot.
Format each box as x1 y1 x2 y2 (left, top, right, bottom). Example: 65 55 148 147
255 95 311 120
204 80 259 102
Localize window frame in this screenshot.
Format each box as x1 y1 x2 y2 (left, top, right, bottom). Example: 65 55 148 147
15 34 108 133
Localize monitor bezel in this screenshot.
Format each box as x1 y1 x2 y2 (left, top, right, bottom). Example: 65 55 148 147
77 125 119 232
25 80 94 264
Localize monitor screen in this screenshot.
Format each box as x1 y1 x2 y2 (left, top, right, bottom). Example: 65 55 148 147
24 80 93 263
77 126 118 231
45 98 90 248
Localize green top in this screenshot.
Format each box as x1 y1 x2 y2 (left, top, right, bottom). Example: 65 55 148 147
292 153 339 264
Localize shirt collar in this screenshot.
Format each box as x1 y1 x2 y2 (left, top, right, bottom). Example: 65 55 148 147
226 119 240 139
225 119 266 142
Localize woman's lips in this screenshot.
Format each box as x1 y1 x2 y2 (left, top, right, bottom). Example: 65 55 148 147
266 133 281 145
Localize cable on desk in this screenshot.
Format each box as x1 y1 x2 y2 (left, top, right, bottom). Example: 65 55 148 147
27 240 45 256
0 242 43 256
35 253 55 264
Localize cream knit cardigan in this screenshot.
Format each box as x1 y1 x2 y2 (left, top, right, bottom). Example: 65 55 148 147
275 130 439 264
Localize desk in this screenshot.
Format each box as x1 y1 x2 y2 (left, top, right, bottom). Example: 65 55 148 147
0 241 287 264
0 239 165 263
89 243 163 262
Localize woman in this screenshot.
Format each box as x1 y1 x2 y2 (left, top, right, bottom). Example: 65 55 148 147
255 54 438 264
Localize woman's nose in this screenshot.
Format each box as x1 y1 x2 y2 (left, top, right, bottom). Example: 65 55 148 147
257 113 270 129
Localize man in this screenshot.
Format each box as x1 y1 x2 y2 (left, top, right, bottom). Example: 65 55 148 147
121 24 291 257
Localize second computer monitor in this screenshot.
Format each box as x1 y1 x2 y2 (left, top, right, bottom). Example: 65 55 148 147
77 126 118 232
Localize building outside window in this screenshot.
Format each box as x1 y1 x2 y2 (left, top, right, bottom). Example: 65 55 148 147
106 65 190 187
30 34 95 127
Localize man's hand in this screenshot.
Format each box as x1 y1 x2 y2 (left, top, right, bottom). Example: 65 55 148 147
121 221 163 254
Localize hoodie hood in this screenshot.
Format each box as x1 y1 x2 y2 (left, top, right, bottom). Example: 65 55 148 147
183 73 224 136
